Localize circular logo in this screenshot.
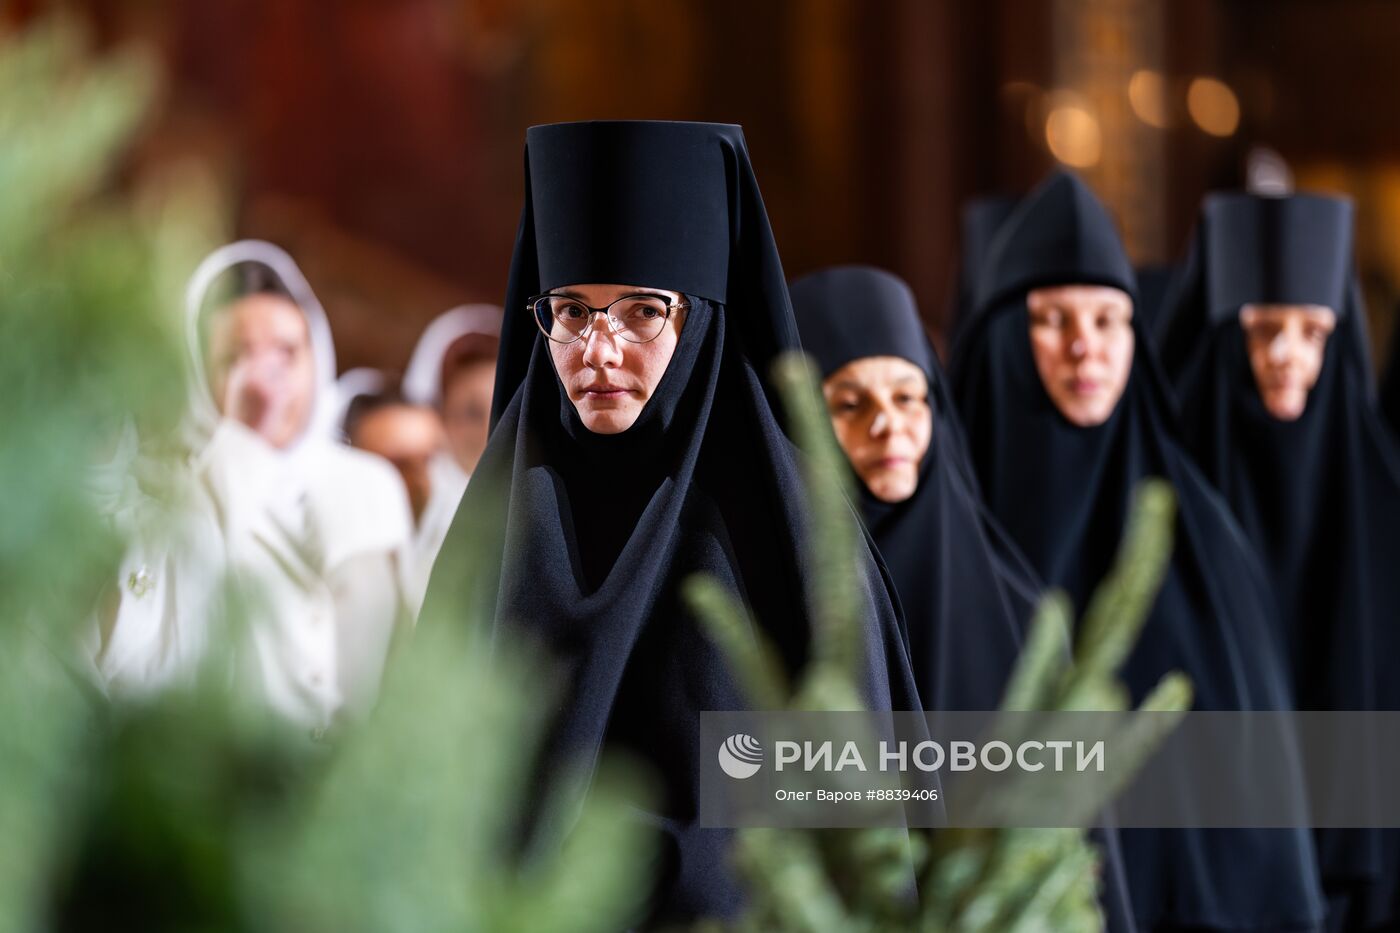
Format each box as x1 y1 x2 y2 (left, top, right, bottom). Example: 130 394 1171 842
718 733 763 779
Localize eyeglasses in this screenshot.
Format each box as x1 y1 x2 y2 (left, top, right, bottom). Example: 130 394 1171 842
528 293 687 345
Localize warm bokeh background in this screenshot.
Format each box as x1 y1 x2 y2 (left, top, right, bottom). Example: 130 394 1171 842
15 0 1400 368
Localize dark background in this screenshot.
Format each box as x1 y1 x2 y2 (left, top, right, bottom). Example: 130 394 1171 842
18 0 1400 369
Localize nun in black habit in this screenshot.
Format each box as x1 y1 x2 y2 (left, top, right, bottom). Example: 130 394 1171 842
789 265 1034 711
1157 191 1400 932
420 121 925 924
791 265 1142 933
949 171 1324 932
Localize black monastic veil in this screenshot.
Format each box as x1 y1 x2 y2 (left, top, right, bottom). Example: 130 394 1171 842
1158 191 1400 932
790 264 1033 712
421 121 926 924
791 264 1144 933
950 171 1324 932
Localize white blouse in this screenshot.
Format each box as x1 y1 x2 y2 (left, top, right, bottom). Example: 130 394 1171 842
404 451 469 616
94 419 413 732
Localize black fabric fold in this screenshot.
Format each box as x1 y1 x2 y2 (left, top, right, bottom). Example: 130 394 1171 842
1379 308 1400 438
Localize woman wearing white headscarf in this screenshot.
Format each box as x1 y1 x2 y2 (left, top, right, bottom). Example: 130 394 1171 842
93 241 413 731
398 304 500 611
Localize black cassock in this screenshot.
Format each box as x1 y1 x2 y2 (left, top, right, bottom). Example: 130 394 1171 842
951 171 1324 932
790 264 1033 712
791 264 1141 933
1158 191 1400 932
421 121 925 924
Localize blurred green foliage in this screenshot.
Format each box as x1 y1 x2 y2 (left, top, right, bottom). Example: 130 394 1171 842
685 354 1192 932
0 17 653 933
1 16 180 932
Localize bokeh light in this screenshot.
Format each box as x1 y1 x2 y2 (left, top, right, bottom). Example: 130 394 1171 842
1045 104 1103 168
1128 69 1172 128
1187 76 1240 136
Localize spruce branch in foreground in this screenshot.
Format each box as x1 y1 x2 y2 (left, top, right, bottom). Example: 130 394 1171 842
685 352 1193 932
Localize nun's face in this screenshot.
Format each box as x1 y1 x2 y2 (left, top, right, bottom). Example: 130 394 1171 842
1026 285 1134 427
1239 303 1336 420
208 293 317 449
546 283 686 434
822 356 932 503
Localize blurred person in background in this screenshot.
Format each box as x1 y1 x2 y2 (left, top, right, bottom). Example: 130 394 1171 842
1158 191 1400 931
344 390 445 525
399 304 500 612
402 304 501 482
86 422 228 700
93 241 413 732
951 172 1324 933
437 330 498 476
334 364 392 432
344 389 448 613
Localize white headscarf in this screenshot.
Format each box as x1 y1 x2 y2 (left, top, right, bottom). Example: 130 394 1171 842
183 239 411 572
178 241 413 725
184 239 342 451
332 367 390 442
397 305 500 613
400 304 502 408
